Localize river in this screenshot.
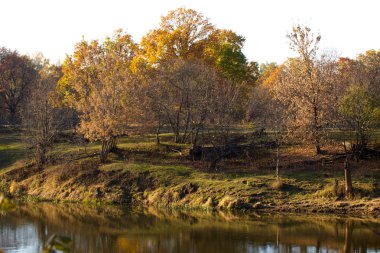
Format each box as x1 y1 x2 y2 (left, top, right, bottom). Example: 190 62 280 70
0 203 379 253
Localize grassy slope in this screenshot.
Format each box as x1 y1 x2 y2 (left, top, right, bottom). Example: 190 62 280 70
0 129 379 215
0 129 27 175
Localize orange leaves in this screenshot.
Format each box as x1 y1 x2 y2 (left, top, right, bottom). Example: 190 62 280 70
59 30 138 143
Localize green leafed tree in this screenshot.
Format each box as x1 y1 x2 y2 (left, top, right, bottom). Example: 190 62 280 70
338 85 380 196
339 85 380 152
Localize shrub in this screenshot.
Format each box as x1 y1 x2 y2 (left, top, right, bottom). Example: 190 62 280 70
315 180 345 198
270 179 284 191
350 182 377 199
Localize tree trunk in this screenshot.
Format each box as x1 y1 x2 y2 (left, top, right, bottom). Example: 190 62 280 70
8 106 18 125
100 137 115 163
100 140 108 163
35 143 47 170
174 103 182 143
316 144 321 155
109 137 117 152
192 125 202 150
313 103 322 155
156 124 161 145
181 110 191 143
174 132 180 143
344 154 352 197
276 144 280 179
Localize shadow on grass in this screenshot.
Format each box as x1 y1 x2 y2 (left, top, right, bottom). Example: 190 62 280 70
0 149 25 170
0 131 26 171
281 183 303 193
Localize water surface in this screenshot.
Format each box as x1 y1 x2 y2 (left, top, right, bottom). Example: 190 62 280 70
0 203 379 253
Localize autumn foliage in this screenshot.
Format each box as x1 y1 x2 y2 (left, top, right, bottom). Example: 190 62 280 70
0 8 379 176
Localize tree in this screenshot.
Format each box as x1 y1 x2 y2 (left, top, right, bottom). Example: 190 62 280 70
258 62 278 82
205 29 258 117
287 25 322 154
357 49 380 94
204 29 254 83
249 64 289 178
207 76 242 169
129 55 161 143
338 85 380 196
58 30 138 163
333 53 380 197
148 59 218 146
141 8 254 83
339 85 380 155
270 25 337 154
140 8 255 128
141 8 214 63
22 61 63 168
0 48 37 124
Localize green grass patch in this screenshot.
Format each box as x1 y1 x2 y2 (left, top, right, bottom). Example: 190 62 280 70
0 132 26 171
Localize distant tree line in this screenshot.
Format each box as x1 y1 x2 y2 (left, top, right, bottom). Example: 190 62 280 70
0 8 379 195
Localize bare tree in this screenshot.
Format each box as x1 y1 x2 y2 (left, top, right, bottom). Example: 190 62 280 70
287 25 322 153
249 65 289 178
150 59 218 146
22 63 62 168
270 26 338 154
206 77 240 169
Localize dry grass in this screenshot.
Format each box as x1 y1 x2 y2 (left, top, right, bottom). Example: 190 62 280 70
315 181 345 198
270 179 284 191
0 129 379 213
9 180 26 196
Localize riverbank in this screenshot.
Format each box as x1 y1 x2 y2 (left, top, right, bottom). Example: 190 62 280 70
0 130 379 216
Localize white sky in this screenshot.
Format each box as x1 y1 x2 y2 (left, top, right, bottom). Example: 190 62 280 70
1 0 379 65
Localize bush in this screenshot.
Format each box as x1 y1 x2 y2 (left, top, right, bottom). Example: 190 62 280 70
315 180 345 198
350 182 377 199
270 179 284 191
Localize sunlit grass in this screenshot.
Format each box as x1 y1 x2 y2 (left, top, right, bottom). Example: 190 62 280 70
0 127 379 208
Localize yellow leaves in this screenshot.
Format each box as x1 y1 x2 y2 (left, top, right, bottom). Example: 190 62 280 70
130 55 147 74
140 8 214 64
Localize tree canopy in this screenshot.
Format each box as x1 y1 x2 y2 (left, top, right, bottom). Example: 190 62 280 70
58 30 139 162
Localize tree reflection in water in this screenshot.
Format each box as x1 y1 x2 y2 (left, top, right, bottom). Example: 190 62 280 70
0 203 379 253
